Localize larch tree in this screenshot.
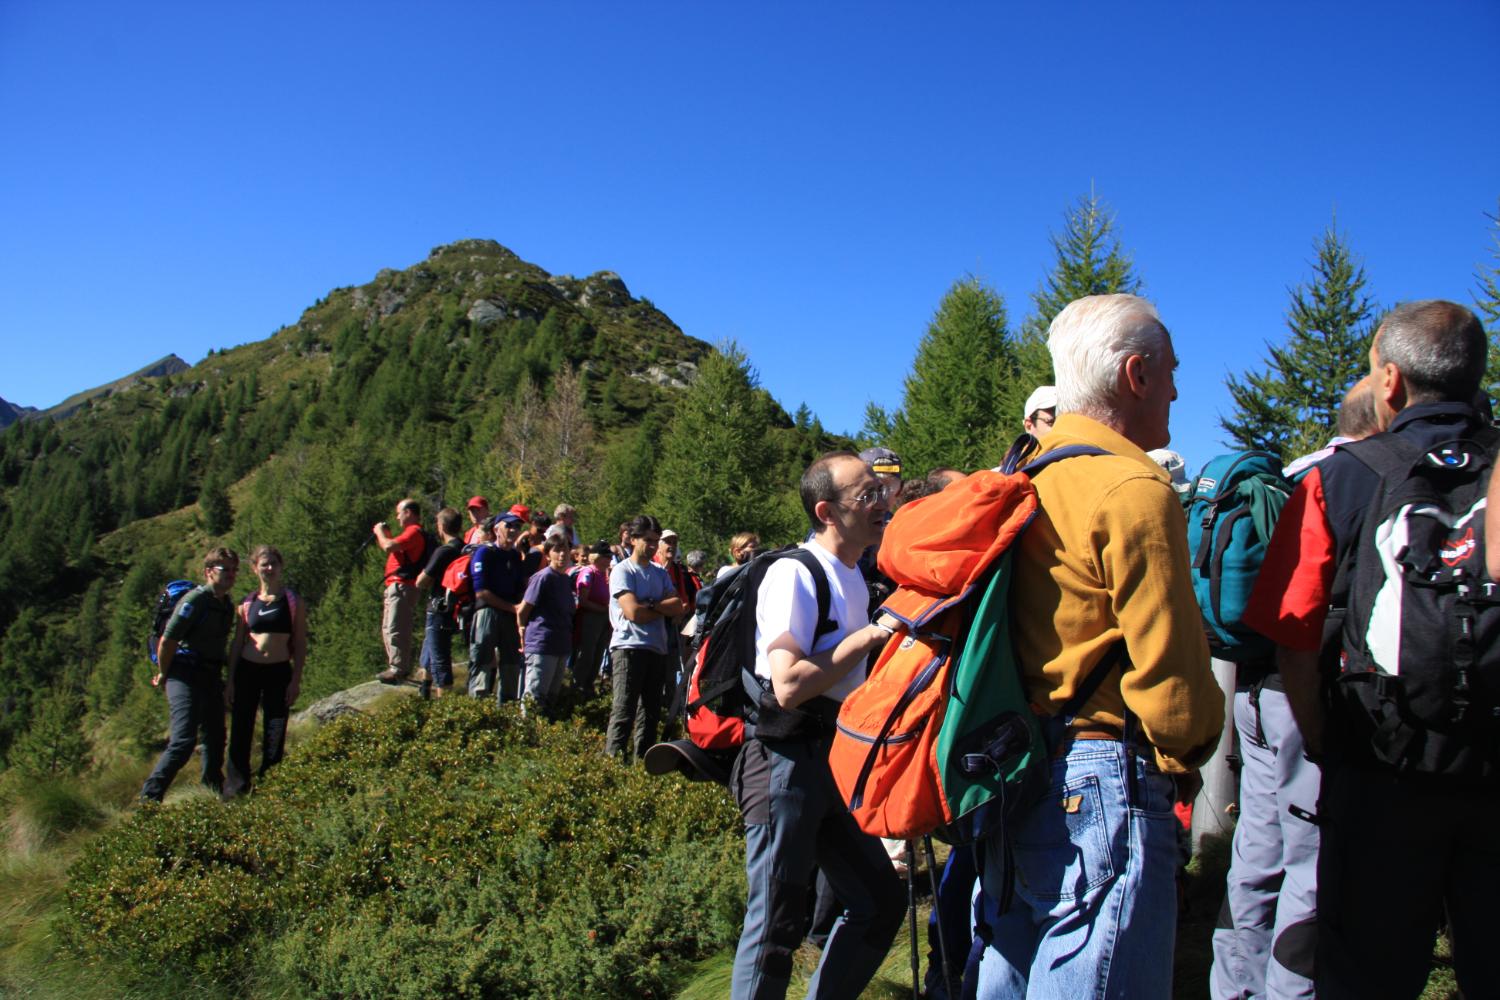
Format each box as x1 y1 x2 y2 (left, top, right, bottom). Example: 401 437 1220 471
647 342 792 553
1004 190 1144 433
886 277 1017 474
1221 226 1376 463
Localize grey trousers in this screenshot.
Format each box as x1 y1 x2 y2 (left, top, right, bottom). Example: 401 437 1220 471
1210 685 1320 999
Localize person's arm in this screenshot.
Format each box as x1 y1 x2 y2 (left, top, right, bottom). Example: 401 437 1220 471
1098 475 1224 772
373 522 396 551
616 590 665 623
768 620 891 709
576 574 608 614
1276 645 1324 758
516 601 534 630
287 596 307 707
153 637 176 688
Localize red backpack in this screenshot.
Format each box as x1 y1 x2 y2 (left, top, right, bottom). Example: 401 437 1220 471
439 544 482 617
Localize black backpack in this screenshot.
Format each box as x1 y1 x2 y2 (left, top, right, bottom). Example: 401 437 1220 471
1337 426 1500 777
147 580 197 665
682 546 838 763
392 530 438 583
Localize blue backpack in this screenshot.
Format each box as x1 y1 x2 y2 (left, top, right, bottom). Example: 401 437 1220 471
1185 452 1293 661
147 580 197 665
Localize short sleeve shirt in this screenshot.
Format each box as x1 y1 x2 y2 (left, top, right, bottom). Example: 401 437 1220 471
576 565 610 613
472 544 526 604
753 542 870 703
522 568 575 655
608 559 678 653
383 525 427 586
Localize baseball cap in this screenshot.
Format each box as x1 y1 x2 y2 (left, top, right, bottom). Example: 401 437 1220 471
508 504 530 520
859 446 902 477
490 512 523 529
660 528 678 541
466 495 489 510
1023 386 1058 419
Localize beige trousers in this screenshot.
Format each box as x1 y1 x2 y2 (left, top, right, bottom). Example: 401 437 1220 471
382 582 416 675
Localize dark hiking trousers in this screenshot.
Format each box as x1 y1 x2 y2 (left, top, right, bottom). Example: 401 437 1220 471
604 646 669 761
141 664 225 802
1315 761 1500 998
224 660 292 799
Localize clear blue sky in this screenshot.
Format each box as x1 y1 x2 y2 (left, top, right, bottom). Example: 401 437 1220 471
2 2 1497 472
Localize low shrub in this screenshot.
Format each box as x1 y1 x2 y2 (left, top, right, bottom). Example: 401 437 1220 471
63 697 744 999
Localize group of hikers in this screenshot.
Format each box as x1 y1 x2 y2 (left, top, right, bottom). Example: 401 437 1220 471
138 292 1496 1000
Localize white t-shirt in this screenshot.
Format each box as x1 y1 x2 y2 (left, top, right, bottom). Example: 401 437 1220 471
753 540 870 703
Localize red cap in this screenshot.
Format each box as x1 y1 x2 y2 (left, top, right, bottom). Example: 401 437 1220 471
466 496 489 510
509 504 531 520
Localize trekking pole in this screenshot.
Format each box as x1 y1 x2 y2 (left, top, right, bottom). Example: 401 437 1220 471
906 839 920 1000
923 835 954 994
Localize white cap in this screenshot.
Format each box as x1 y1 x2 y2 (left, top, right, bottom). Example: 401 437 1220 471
1023 385 1058 419
660 528 678 541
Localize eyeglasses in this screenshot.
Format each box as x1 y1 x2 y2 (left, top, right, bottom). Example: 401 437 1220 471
838 483 889 508
210 564 238 573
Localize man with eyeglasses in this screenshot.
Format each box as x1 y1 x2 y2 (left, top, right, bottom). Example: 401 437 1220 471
604 514 685 761
730 451 905 1000
468 512 528 702
141 547 240 802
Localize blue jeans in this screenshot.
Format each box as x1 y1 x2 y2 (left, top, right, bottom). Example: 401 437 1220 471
141 664 226 802
977 740 1178 1000
730 736 906 1000
420 610 455 690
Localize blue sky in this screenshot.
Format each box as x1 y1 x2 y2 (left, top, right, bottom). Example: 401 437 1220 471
2 2 1497 472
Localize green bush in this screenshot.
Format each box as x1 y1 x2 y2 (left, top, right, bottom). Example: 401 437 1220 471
63 697 744 998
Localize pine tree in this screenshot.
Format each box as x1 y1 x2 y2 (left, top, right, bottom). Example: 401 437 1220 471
1005 191 1144 432
886 277 1016 474
1221 226 1376 463
647 343 794 552
199 471 234 535
1473 199 1500 404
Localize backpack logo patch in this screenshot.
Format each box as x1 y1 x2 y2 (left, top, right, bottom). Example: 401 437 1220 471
1426 447 1473 469
1441 528 1476 566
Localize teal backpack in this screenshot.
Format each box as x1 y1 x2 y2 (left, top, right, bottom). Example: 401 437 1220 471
1185 451 1293 661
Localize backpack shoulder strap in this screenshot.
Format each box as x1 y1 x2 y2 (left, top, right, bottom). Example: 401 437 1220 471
785 547 836 640
1020 444 1111 476
1337 433 1421 487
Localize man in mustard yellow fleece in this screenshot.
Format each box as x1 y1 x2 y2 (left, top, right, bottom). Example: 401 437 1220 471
975 294 1225 1000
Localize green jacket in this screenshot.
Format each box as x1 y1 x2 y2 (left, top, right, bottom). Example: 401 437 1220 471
162 584 235 665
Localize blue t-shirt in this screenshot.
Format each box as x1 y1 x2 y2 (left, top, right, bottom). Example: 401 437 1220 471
471 544 526 604
522 567 575 655
608 559 677 654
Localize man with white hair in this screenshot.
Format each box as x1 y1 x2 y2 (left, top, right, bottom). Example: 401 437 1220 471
976 294 1224 999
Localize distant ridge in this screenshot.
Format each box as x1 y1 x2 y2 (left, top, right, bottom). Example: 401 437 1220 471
33 354 191 422
0 396 36 428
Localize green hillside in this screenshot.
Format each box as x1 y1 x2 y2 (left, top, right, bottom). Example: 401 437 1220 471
0 237 836 777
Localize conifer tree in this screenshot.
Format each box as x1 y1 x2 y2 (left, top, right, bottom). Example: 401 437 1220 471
648 343 793 552
1221 226 1376 463
886 277 1016 474
1473 199 1500 403
1004 191 1144 432
199 472 234 536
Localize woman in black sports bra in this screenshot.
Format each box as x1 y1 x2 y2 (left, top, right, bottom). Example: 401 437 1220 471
224 545 307 798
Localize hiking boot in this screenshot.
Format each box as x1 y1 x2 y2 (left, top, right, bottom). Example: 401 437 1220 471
377 668 409 685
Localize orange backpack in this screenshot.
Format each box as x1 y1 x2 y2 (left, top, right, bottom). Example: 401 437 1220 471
829 447 1113 843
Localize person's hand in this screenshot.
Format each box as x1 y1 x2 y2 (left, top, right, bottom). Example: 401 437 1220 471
151 672 163 688
223 686 234 709
285 682 300 707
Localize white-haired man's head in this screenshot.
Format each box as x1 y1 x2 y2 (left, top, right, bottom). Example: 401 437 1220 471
1048 294 1177 449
